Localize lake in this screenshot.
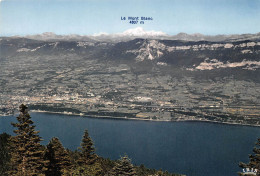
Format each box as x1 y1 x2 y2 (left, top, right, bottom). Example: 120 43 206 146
0 112 259 176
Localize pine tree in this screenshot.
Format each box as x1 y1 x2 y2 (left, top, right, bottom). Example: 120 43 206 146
45 137 72 176
73 129 102 175
110 155 137 176
8 104 46 176
239 138 260 176
77 129 97 166
70 162 102 176
0 133 11 176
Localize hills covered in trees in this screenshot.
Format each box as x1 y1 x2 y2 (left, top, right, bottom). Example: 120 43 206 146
0 104 182 176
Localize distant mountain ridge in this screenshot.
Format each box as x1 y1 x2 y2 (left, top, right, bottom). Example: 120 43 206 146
1 35 260 73
7 27 260 42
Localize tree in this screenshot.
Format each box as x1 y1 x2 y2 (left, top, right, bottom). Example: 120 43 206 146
239 138 260 176
70 162 102 176
8 104 46 176
0 133 11 176
77 129 97 166
45 137 72 176
99 157 116 175
110 155 137 176
73 129 102 175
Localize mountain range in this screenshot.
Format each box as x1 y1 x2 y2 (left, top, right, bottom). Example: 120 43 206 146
7 27 260 42
1 28 260 75
1 28 260 125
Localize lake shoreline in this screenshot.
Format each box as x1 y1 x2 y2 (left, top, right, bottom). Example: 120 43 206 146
2 109 259 127
26 110 260 128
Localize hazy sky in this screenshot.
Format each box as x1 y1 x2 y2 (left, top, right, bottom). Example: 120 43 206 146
0 0 260 36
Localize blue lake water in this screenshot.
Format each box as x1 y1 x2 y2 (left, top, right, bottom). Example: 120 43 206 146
0 112 259 176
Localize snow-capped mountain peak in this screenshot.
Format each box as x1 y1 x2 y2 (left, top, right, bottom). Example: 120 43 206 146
92 27 167 37
121 27 167 37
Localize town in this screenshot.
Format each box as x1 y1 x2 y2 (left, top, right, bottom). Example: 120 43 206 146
0 55 259 126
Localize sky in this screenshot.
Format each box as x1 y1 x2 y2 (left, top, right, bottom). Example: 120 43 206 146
0 0 260 36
